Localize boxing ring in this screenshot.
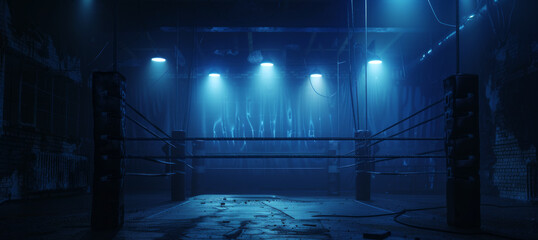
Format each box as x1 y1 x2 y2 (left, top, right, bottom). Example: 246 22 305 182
90 72 479 232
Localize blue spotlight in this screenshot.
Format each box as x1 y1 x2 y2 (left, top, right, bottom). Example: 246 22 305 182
209 73 221 77
309 72 326 96
151 57 166 62
368 60 382 65
260 62 274 67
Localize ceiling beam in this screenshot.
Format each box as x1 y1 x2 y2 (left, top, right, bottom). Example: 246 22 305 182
248 32 254 53
160 27 427 33
337 37 349 58
304 32 317 56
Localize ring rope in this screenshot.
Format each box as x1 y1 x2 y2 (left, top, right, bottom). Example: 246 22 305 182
126 102 171 138
126 115 177 149
371 98 443 138
339 149 445 169
126 154 446 159
368 113 444 148
116 137 444 141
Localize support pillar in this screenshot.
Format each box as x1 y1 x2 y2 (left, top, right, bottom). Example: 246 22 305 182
444 74 480 228
191 140 205 196
162 142 172 177
91 72 126 231
0 34 5 134
355 130 372 201
327 141 340 195
171 130 186 201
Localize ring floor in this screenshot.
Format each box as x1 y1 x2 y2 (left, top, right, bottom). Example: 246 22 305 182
0 193 536 239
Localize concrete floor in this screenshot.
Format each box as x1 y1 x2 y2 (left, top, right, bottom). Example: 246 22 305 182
0 193 536 239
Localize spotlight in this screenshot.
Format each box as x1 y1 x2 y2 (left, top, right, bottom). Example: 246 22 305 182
151 57 166 62
310 73 322 78
368 60 382 65
208 73 221 77
260 62 274 67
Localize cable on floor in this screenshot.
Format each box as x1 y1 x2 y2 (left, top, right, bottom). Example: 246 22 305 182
314 205 525 239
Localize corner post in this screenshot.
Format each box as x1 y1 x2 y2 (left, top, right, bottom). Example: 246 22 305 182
171 130 186 201
444 74 480 228
191 140 205 196
91 72 126 231
355 130 372 201
327 141 340 195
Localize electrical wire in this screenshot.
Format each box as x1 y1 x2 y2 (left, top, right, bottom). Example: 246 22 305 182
303 58 337 99
357 170 446 175
308 76 336 98
313 206 444 218
315 205 521 239
87 42 109 67
393 211 518 239
347 0 358 130
176 160 195 169
183 25 197 131
138 157 175 165
427 0 457 27
126 172 176 176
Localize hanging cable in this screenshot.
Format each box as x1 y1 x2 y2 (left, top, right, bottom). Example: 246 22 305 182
183 26 196 131
314 205 519 238
427 0 457 27
357 170 447 175
308 76 336 98
126 172 176 177
137 157 175 165
347 0 358 130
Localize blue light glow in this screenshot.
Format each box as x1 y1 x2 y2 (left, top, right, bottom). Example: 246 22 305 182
151 57 166 62
207 73 223 92
367 60 383 82
257 62 279 89
81 0 92 8
203 72 226 104
418 4 488 62
209 73 221 77
309 74 325 97
260 62 274 67
368 60 382 65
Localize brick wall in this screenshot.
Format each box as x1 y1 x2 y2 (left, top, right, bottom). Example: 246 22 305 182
407 1 538 201
491 126 536 200
482 1 538 201
0 126 91 202
0 1 91 202
0 0 9 135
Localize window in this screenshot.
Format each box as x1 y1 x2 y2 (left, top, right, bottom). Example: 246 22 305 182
52 76 67 137
20 71 37 126
36 73 53 133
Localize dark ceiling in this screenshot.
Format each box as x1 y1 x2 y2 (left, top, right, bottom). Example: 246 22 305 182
5 0 481 74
